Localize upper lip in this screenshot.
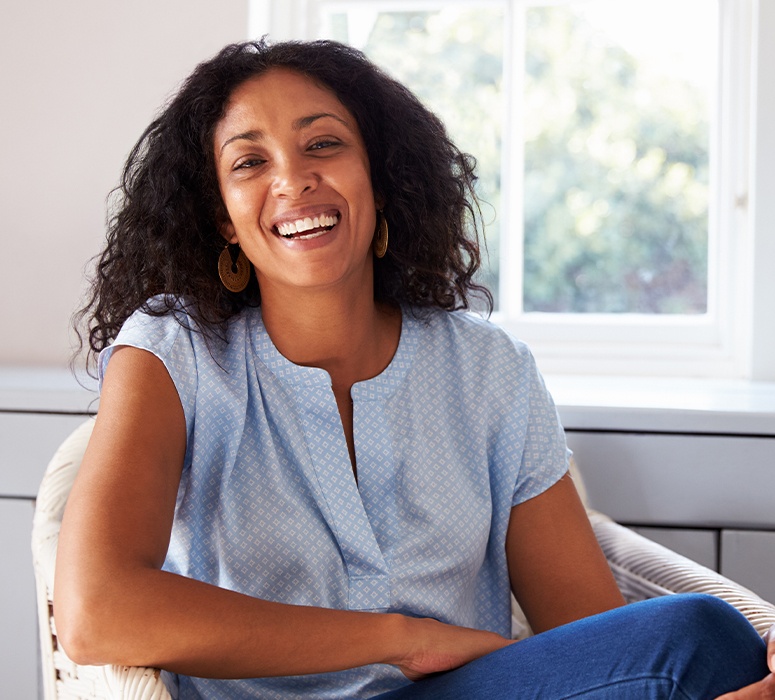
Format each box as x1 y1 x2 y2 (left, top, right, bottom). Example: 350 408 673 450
269 206 341 232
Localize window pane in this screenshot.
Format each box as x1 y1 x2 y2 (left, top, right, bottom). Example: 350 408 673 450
320 0 717 317
321 5 505 307
523 1 716 314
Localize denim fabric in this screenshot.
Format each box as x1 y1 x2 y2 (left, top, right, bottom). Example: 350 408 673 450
374 595 768 699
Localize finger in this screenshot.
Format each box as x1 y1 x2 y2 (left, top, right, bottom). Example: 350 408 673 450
714 685 751 699
768 623 775 672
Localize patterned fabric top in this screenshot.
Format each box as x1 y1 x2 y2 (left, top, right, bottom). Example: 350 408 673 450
99 301 570 699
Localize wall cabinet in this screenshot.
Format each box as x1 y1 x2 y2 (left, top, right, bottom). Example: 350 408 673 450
567 429 775 603
552 376 775 604
0 371 95 699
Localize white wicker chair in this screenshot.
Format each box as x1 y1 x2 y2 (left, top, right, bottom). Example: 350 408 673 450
31 420 172 700
32 420 775 699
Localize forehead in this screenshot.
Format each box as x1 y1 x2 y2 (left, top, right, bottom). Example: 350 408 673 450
215 68 357 141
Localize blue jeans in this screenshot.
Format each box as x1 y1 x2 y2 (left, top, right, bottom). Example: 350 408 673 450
374 594 768 699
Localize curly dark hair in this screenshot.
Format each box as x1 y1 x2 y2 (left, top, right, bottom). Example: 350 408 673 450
75 37 492 369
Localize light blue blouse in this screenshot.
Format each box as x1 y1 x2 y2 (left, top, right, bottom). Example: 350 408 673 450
100 301 569 699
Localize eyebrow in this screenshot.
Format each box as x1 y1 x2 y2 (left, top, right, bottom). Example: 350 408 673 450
219 130 262 155
219 112 351 155
293 112 350 130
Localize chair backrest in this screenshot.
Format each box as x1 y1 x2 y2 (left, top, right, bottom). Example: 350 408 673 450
31 419 171 700
32 420 97 698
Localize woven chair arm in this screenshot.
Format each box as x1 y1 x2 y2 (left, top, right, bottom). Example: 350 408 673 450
101 665 172 700
589 511 775 637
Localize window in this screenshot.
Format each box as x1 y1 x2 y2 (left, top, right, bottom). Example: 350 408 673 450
252 0 773 379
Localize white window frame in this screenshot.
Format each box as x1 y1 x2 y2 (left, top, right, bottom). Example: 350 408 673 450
250 0 775 380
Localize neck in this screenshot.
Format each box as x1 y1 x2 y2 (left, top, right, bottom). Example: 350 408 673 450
258 281 401 391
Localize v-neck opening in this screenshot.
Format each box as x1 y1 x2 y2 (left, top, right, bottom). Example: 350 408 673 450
248 306 417 398
245 306 420 611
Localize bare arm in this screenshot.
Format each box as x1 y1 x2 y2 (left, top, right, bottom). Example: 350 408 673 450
54 347 509 679
506 472 625 634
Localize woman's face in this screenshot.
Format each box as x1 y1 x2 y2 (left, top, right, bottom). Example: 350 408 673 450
213 68 379 298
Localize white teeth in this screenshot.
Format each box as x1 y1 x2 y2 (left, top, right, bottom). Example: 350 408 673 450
296 229 328 241
277 213 339 237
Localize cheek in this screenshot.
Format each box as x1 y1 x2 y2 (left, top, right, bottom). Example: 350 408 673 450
223 187 248 215
223 183 268 227
348 169 378 213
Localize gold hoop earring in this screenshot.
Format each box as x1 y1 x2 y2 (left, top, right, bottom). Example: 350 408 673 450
218 244 251 293
373 210 388 259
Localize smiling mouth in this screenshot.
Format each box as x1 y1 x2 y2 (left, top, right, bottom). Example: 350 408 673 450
275 213 340 240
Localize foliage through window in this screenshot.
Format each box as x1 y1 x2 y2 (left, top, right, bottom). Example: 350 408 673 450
319 0 716 316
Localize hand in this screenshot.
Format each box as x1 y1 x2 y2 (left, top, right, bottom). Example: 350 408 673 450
394 617 515 682
715 623 775 699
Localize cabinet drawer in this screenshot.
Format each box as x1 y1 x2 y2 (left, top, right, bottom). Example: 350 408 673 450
0 413 91 497
0 500 39 697
720 530 775 603
567 431 775 528
630 526 718 571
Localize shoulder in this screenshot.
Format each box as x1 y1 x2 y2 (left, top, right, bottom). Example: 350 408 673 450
114 296 257 352
412 307 535 371
99 296 259 384
410 308 558 418
98 298 260 435
112 296 193 355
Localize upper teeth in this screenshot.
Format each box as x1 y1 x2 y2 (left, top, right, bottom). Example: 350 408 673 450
277 214 338 237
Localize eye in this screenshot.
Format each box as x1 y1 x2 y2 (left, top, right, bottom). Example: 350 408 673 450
308 139 341 152
233 157 265 171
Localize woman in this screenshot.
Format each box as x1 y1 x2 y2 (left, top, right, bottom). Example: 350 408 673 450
56 39 772 698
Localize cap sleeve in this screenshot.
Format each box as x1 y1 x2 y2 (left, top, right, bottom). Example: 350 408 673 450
509 348 570 507
98 305 198 443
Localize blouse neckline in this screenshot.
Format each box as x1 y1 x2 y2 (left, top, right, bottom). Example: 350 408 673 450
249 305 419 400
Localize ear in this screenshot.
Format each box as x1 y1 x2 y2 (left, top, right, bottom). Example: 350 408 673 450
219 220 239 245
374 193 385 211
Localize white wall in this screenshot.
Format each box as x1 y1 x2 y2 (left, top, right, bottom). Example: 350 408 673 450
0 0 251 368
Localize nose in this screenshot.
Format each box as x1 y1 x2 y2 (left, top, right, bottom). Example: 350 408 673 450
270 154 318 199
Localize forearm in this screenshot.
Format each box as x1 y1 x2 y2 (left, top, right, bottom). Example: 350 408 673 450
56 566 407 678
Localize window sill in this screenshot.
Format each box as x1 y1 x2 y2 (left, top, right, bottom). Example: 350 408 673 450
3 367 775 437
547 375 775 436
0 367 97 413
